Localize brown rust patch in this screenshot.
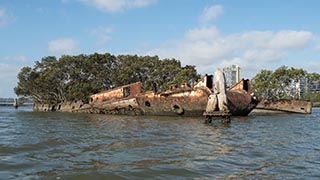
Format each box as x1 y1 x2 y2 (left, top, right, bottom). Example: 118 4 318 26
228 79 251 93
90 82 142 104
256 99 312 114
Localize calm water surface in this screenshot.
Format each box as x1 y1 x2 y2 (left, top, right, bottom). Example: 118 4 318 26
0 106 319 180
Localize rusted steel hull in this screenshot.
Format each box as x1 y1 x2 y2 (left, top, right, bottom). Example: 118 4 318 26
72 87 211 116
135 88 210 116
227 90 259 116
256 99 312 114
33 78 259 116
71 87 257 116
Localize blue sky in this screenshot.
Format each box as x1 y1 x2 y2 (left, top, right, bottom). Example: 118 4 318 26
1 0 320 97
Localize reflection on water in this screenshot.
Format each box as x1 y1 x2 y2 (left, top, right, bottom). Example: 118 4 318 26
0 106 319 179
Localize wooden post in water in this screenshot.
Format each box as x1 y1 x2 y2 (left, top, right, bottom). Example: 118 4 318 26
13 98 18 109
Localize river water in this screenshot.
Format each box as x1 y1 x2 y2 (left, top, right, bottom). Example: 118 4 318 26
0 106 319 180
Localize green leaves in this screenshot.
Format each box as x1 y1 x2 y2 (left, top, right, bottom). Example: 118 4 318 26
14 53 199 103
251 66 318 100
110 55 199 93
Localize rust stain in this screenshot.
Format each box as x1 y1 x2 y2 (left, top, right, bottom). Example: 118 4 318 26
228 79 251 93
256 99 312 114
34 74 259 117
89 82 142 104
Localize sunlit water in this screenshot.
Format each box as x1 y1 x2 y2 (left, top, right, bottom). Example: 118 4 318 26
0 106 319 180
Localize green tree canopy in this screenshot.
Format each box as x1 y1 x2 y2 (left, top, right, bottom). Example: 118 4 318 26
14 53 200 103
251 66 319 101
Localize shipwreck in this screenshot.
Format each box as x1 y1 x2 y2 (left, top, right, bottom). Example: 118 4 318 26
255 99 312 114
34 69 259 122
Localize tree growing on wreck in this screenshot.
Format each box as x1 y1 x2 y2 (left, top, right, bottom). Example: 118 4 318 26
14 53 200 103
15 53 118 103
111 55 199 92
14 56 63 103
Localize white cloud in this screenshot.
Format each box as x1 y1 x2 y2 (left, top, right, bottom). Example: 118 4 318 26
0 7 12 27
186 26 220 40
48 38 79 55
300 61 320 74
0 64 20 80
267 30 313 49
147 26 315 78
0 63 21 97
89 26 113 45
242 49 284 62
3 55 27 62
199 5 223 23
97 35 111 45
0 55 29 97
80 0 157 12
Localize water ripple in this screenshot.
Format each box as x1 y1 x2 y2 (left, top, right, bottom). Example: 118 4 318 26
0 107 320 179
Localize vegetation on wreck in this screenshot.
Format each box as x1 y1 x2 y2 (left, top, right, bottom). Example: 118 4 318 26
14 53 200 104
251 66 320 104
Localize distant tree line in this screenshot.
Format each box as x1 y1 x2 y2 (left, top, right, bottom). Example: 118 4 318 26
14 53 200 103
251 66 320 102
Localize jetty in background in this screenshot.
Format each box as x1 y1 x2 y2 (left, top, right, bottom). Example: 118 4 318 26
0 98 16 106
0 98 33 107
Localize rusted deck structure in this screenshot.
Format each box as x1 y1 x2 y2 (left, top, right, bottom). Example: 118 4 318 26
227 79 259 115
75 81 212 116
69 74 258 117
33 72 259 122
